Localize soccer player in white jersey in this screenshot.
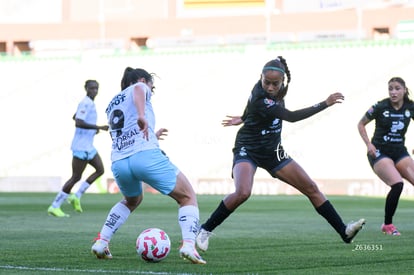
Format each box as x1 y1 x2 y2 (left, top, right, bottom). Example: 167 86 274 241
47 80 109 217
91 67 206 264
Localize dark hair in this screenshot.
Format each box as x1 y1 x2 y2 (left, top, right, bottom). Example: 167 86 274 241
389 77 412 102
262 56 291 100
120 67 154 90
84 79 98 90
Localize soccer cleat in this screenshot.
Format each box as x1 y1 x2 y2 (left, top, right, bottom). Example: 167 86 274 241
91 238 113 259
196 228 214 252
343 218 366 243
47 206 70 217
67 194 83 213
179 241 206 264
381 223 401 236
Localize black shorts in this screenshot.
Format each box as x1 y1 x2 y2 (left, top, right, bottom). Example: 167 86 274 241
367 145 409 168
232 145 293 177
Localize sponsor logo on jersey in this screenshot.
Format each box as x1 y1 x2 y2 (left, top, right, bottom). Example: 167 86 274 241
390 121 404 133
239 147 247 156
264 98 275 108
275 142 290 161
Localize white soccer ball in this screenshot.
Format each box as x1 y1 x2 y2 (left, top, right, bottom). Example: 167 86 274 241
136 228 171 262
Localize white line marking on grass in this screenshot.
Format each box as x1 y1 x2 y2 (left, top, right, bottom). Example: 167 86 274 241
0 265 195 275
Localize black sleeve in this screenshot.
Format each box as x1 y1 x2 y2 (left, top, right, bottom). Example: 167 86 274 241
241 105 248 121
270 101 328 122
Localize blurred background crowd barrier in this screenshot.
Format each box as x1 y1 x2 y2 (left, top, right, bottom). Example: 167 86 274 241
1 0 414 196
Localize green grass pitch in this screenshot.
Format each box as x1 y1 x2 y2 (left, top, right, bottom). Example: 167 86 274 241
1 193 414 274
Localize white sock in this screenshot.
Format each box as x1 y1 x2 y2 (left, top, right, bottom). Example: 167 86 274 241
178 205 200 245
75 181 90 198
99 202 131 242
51 191 69 208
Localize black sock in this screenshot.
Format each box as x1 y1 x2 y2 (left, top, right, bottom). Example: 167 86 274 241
316 200 346 239
202 200 233 232
384 182 403 225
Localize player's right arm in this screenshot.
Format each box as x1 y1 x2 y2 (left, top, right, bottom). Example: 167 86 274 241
357 115 377 158
222 115 243 127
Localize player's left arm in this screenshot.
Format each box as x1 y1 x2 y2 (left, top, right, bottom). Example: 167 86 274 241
270 92 344 122
75 119 109 132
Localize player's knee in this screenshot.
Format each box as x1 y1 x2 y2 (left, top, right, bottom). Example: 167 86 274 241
72 175 82 182
303 183 322 197
171 191 196 207
124 196 142 211
95 167 105 176
236 190 251 202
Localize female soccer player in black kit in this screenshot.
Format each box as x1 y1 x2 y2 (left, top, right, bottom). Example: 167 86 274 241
196 56 365 252
358 77 414 236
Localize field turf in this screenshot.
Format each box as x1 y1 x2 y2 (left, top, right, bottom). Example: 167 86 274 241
1 193 414 274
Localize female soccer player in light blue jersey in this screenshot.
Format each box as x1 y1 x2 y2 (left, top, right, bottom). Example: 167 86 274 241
91 67 206 264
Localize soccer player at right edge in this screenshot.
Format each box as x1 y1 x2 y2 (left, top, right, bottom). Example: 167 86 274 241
197 56 365 252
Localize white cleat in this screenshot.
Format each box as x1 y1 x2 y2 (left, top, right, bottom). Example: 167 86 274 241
91 239 113 259
179 241 206 264
344 218 366 243
196 228 214 252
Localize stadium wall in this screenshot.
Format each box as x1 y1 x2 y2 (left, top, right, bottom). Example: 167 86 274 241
1 39 414 196
0 0 414 54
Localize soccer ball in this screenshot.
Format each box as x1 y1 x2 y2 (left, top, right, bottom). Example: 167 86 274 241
136 228 171 262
